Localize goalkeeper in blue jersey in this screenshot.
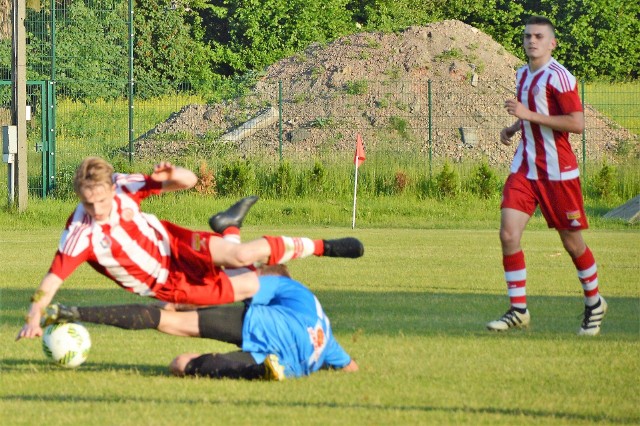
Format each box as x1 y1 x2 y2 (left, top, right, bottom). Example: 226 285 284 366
42 265 358 380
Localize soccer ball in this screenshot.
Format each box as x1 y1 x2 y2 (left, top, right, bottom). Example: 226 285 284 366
42 323 91 368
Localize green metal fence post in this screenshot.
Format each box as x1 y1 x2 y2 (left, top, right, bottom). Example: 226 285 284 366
49 0 56 196
278 80 283 162
428 79 432 178
37 81 46 198
128 0 134 165
581 80 586 185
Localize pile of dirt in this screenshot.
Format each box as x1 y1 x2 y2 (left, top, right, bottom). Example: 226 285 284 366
135 20 634 164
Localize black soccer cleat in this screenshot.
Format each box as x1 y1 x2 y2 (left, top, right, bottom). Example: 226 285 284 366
208 195 259 233
41 303 80 327
322 237 364 258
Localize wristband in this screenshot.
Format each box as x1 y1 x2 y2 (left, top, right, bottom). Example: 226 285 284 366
30 290 45 303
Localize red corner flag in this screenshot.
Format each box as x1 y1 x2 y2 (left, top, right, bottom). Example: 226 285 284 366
354 133 366 167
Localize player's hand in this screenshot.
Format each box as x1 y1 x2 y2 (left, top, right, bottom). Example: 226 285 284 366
500 127 516 146
504 99 530 120
16 320 43 341
151 161 175 182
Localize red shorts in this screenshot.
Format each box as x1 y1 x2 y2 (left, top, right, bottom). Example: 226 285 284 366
153 221 235 305
501 173 589 230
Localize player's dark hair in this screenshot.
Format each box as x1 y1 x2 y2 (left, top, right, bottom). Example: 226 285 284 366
525 15 555 35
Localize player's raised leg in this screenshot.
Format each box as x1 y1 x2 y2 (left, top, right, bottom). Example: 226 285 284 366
209 195 259 243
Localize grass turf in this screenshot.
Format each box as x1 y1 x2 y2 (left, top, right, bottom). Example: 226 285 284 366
1 225 638 425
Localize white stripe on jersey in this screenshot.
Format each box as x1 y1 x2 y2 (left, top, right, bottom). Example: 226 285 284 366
114 173 147 193
93 192 170 292
59 209 92 256
511 58 580 181
118 191 171 259
90 228 156 297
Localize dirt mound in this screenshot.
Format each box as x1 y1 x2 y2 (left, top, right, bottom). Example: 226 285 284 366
136 20 633 164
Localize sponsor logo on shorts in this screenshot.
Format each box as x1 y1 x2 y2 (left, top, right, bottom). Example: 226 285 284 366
566 210 581 220
192 233 201 251
570 219 581 227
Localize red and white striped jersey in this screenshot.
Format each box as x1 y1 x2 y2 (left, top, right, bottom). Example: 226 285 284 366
510 58 583 181
49 173 170 297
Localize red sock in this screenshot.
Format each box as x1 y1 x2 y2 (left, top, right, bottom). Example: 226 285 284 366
263 236 318 265
572 246 600 306
221 226 241 244
504 251 527 310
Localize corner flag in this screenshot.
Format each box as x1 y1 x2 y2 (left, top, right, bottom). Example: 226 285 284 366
354 133 366 167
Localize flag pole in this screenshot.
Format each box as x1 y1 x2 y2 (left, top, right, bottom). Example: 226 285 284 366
352 133 365 229
352 162 359 229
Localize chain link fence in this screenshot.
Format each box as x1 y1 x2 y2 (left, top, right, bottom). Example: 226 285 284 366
1 2 638 201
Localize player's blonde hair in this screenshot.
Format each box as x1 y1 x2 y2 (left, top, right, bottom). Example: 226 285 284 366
73 157 114 195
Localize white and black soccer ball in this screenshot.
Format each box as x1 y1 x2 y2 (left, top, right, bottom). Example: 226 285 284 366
42 323 91 368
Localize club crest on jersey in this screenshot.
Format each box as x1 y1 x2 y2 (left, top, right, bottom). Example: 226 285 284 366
100 236 112 249
531 85 540 96
307 324 327 365
121 208 134 221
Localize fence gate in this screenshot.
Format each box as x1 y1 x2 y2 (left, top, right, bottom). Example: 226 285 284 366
0 80 54 198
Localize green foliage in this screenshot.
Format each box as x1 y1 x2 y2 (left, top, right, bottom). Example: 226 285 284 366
524 0 640 81
209 0 353 75
344 80 369 95
348 0 445 32
589 162 618 202
270 160 295 198
29 2 129 100
216 159 255 196
468 161 501 199
133 0 215 98
434 48 464 61
388 116 410 140
434 162 460 198
310 116 335 128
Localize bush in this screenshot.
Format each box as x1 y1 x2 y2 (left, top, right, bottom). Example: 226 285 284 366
216 160 255 196
468 162 500 199
297 161 327 196
434 162 459 198
589 162 617 202
270 161 295 198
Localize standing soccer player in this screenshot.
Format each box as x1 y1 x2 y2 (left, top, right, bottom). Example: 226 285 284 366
487 16 606 335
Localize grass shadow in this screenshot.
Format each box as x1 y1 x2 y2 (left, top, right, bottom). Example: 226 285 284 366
3 288 638 339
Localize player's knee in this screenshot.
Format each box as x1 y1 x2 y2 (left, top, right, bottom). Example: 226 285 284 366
499 228 518 246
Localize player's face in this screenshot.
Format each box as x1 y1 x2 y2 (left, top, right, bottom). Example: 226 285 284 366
80 183 116 222
523 24 556 62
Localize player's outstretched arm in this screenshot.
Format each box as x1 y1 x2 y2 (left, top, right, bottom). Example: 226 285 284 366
151 161 198 192
16 273 64 340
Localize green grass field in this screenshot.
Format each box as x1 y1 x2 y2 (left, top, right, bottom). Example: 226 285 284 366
1 221 638 425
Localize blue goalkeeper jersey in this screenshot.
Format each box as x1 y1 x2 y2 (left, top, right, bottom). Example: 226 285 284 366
241 275 351 378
